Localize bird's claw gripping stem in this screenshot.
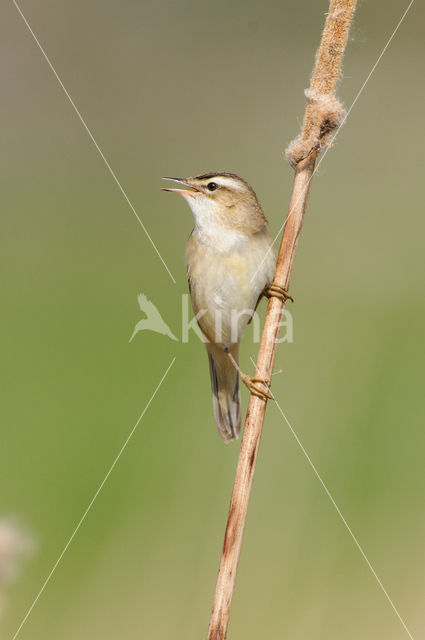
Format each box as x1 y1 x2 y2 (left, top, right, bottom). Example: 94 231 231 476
240 374 273 400
265 283 294 303
224 348 273 401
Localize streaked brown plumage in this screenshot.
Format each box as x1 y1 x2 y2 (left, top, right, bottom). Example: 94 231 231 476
164 172 276 441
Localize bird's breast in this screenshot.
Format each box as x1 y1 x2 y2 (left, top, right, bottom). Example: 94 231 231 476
186 230 275 345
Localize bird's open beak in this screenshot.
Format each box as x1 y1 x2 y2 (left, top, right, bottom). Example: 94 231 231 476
161 177 200 196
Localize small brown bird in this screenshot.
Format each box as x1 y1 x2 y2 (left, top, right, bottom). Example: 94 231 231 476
163 172 287 442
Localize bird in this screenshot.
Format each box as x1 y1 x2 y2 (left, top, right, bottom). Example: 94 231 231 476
163 172 291 442
129 293 178 342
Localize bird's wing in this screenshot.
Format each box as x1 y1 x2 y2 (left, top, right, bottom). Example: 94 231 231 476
248 289 266 324
137 293 147 308
186 264 193 296
137 293 161 319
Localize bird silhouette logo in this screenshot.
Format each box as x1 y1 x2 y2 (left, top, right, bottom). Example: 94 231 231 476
129 293 178 343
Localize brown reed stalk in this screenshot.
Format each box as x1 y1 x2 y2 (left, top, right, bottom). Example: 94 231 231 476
207 2 357 639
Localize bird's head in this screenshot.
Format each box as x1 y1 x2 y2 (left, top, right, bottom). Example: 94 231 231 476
162 172 267 235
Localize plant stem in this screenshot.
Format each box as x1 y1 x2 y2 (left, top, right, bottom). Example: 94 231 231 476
206 1 357 639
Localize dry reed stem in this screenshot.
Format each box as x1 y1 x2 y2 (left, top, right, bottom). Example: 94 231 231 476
286 0 357 167
207 2 357 639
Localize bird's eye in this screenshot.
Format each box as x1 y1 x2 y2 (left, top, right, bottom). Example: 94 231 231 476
207 182 218 191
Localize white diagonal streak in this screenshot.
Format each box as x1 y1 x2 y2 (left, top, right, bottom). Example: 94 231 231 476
12 0 176 284
273 397 415 640
248 356 414 639
12 356 176 640
252 0 415 283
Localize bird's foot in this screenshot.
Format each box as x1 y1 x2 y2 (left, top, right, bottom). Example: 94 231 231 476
265 283 294 303
224 347 273 401
240 373 273 400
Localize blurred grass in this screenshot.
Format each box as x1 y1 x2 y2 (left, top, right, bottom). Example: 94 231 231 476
1 0 424 638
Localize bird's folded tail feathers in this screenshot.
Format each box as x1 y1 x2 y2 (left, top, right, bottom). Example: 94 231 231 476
207 343 241 442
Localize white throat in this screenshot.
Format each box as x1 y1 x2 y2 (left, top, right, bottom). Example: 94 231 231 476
185 194 248 253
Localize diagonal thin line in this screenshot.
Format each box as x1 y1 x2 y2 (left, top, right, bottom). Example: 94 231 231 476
272 398 415 640
12 0 176 285
12 356 176 640
248 357 414 639
252 0 415 283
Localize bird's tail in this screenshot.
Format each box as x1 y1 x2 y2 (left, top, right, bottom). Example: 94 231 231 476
206 343 241 442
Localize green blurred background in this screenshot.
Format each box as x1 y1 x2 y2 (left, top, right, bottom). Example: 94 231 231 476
1 0 424 638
